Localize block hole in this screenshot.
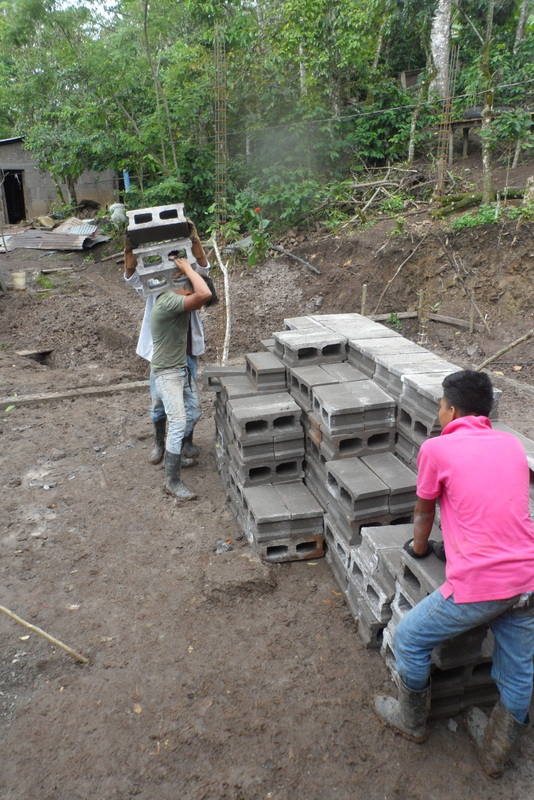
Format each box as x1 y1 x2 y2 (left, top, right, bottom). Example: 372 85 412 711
399 409 412 428
291 375 299 389
297 347 317 361
366 584 380 606
143 254 163 266
351 561 363 580
402 565 421 594
275 460 297 476
133 212 152 224
249 466 271 480
339 437 363 454
324 523 334 544
367 432 391 449
327 474 338 491
159 208 178 219
296 540 318 554
245 420 268 434
147 277 168 290
340 487 351 506
322 344 343 357
273 414 295 430
413 421 429 444
265 544 288 558
397 591 412 612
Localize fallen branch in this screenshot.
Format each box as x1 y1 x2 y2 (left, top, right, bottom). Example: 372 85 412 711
0 605 89 664
428 312 479 330
476 329 533 371
99 250 123 263
209 236 232 365
372 236 427 314
269 245 321 275
1 379 148 409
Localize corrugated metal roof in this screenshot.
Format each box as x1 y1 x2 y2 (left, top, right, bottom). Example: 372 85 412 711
2 230 108 251
54 219 98 236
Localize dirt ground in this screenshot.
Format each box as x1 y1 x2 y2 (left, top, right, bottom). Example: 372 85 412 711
1 203 534 799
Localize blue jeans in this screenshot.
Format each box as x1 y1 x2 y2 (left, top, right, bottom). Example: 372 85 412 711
150 355 201 437
394 589 534 722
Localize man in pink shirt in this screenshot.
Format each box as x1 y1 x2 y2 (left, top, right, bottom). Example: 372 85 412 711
374 370 534 777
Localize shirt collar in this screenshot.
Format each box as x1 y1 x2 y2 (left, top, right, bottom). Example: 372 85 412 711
441 415 492 436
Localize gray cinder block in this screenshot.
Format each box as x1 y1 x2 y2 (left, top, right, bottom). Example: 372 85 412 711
260 338 276 352
219 374 259 404
361 452 417 514
273 330 347 367
288 363 367 411
373 353 458 398
126 203 189 246
347 337 427 378
284 316 326 331
259 535 325 563
227 392 302 444
325 457 390 519
243 482 324 544
132 238 195 295
312 380 395 435
202 365 246 391
394 430 420 467
246 351 287 392
320 428 396 462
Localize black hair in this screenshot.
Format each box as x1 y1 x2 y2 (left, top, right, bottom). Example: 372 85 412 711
442 370 493 416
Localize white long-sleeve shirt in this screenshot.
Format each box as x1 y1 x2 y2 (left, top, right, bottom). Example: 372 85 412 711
124 262 210 362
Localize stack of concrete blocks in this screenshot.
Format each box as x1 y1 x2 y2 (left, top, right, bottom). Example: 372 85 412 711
209 350 325 563
126 204 193 295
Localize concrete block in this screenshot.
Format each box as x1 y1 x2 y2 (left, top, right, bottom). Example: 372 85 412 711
373 352 458 398
132 239 194 294
273 436 305 459
432 627 488 670
397 399 440 445
326 542 350 594
359 524 413 570
272 330 347 367
324 514 352 569
257 535 325 563
394 431 419 468
314 314 401 340
219 374 259 404
361 453 417 514
126 203 189 246
284 316 326 331
260 338 276 352
312 380 395 435
232 438 275 464
243 481 324 543
351 550 393 623
203 365 246 392
231 455 305 488
356 599 385 650
227 392 302 444
288 362 367 412
399 551 446 602
347 337 427 378
320 428 396 462
246 351 287 391
325 457 389 519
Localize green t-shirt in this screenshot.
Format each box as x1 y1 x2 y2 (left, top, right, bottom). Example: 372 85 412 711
150 291 189 370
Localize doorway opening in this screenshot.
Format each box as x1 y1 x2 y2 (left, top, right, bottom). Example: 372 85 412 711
2 170 26 223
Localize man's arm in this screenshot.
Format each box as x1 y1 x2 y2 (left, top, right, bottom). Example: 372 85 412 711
188 220 208 268
412 497 436 555
173 258 211 310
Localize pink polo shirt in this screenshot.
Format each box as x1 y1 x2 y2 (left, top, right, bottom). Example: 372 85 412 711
416 415 534 603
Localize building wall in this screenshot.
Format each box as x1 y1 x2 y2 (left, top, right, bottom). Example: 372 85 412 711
0 140 117 223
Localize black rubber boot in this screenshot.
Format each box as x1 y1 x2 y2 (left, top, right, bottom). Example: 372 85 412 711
164 451 197 501
467 702 528 778
374 677 430 743
149 419 166 465
182 432 200 459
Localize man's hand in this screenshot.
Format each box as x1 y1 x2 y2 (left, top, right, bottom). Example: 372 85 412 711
173 257 191 275
404 538 433 559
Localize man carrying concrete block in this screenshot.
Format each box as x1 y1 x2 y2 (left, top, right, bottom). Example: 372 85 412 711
150 256 211 500
374 370 534 778
124 219 210 465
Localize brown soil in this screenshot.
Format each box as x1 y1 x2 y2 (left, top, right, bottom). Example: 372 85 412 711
1 203 533 799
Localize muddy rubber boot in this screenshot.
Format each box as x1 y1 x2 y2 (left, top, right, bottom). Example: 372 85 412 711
149 419 166 465
374 678 430 743
164 451 197 502
182 432 200 459
467 702 527 778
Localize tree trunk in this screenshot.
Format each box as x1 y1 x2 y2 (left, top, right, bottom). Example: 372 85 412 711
373 17 386 70
407 61 435 164
65 176 78 207
512 139 522 169
429 0 452 99
514 0 531 53
480 0 495 205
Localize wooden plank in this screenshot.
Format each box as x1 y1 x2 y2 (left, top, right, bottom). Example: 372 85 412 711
370 312 418 321
1 379 148 409
428 312 479 330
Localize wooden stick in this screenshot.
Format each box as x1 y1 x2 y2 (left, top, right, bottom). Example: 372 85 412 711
99 250 123 263
370 311 417 321
360 283 368 316
0 605 89 664
476 329 533 371
269 245 321 275
372 236 427 314
1 379 148 409
428 312 479 330
209 236 232 365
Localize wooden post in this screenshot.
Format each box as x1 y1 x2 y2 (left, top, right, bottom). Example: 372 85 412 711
469 301 475 334
417 288 428 345
360 283 368 316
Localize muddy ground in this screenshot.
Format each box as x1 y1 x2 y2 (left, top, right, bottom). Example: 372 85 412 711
1 203 533 799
